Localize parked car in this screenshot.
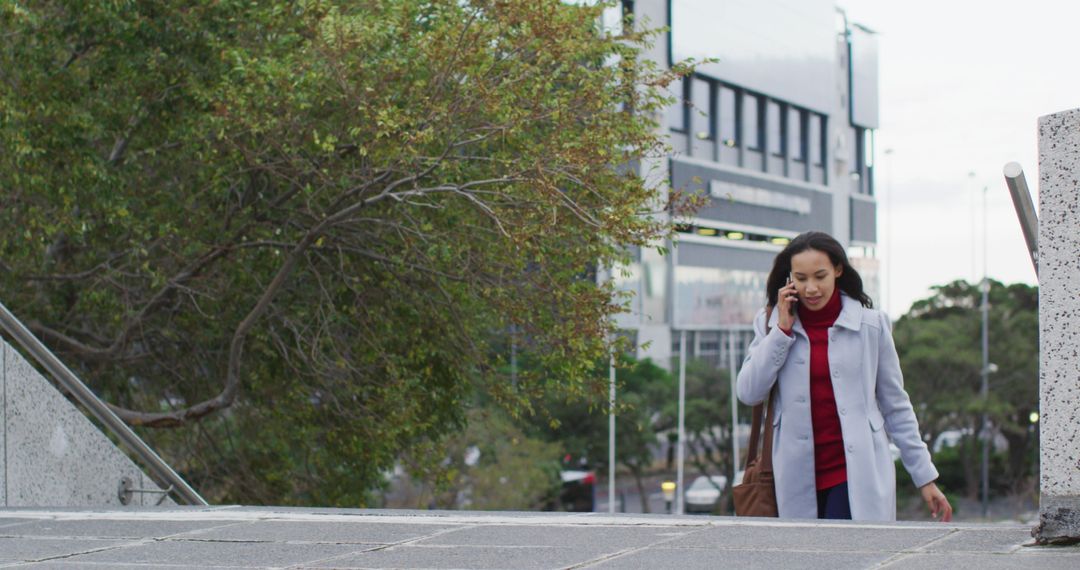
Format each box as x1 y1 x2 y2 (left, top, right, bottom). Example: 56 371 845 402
559 469 596 512
685 474 727 513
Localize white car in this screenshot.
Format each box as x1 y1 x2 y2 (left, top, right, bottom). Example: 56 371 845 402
684 475 727 513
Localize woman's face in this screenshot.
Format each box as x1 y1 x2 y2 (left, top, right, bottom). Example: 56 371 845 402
789 248 843 312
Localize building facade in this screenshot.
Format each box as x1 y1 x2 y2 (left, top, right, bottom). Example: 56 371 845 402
611 0 880 368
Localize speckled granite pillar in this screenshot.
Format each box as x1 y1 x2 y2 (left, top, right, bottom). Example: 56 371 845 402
2 339 172 506
1 344 6 505
1034 107 1080 544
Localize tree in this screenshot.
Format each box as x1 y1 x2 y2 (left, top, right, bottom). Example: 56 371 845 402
892 280 1038 498
662 358 742 514
530 355 672 513
393 408 563 511
0 0 695 504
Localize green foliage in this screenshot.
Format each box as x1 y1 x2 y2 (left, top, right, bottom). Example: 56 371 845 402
0 0 694 505
662 358 744 513
531 355 672 473
400 408 563 511
893 280 1038 498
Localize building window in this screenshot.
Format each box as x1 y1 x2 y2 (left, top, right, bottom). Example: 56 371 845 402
692 77 714 141
668 77 687 132
767 100 784 157
864 128 875 195
744 94 763 150
719 86 737 147
810 113 825 166
790 107 806 162
851 125 863 179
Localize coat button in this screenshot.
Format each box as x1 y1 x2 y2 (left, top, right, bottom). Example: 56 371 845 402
846 444 854 453
796 396 806 403
798 434 809 441
832 369 839 377
795 358 806 364
839 407 846 415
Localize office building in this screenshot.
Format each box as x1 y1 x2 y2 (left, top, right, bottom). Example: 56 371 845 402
610 0 880 368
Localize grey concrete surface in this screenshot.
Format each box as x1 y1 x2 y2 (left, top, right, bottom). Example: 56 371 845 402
1 341 170 507
0 507 1076 569
1035 106 1080 543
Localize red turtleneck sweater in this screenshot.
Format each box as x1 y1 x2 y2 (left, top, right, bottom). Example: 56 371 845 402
795 289 846 491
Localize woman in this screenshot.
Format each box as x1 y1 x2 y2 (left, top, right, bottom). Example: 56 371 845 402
736 231 952 522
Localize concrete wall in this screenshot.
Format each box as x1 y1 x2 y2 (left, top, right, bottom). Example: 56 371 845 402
1 339 172 506
1034 107 1080 543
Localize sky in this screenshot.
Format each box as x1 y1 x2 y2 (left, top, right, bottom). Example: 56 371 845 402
835 0 1075 317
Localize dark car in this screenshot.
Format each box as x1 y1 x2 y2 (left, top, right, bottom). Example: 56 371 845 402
559 469 596 512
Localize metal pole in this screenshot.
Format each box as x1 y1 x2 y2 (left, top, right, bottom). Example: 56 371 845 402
0 301 207 506
1003 162 1039 276
727 330 739 480
609 353 616 514
676 329 687 515
884 148 894 316
980 185 991 519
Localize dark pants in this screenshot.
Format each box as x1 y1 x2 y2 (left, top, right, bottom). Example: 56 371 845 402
816 481 852 520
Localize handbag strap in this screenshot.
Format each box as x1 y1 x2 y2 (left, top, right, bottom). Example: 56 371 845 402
743 305 778 471
744 389 776 469
760 389 776 471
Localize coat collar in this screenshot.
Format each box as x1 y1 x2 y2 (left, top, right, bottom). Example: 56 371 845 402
833 293 865 331
764 292 865 332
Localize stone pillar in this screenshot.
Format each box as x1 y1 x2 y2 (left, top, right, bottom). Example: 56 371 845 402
1034 107 1080 544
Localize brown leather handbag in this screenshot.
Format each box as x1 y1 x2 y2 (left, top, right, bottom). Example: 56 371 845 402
733 391 778 517
733 306 779 517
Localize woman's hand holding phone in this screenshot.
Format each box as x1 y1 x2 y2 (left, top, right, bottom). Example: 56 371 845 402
777 277 798 332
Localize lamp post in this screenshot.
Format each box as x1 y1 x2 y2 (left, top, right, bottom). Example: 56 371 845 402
609 352 616 514
676 330 687 515
979 184 991 519
661 480 676 514
1030 411 1040 483
883 148 894 317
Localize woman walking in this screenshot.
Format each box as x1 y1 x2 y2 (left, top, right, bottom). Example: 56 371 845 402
736 231 952 521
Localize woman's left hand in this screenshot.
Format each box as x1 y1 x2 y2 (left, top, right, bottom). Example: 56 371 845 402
920 481 953 522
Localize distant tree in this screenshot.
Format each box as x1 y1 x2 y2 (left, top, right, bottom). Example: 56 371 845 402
892 280 1038 497
531 355 672 513
0 0 696 504
662 358 742 514
396 408 562 511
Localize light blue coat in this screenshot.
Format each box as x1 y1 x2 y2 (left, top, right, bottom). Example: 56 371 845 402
736 293 938 521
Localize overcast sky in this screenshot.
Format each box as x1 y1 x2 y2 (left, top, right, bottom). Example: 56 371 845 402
835 0 1074 317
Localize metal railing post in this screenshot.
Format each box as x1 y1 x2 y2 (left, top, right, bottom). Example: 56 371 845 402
1003 162 1039 276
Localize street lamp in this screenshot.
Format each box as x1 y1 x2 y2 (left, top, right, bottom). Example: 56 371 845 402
661 481 676 514
1030 411 1040 484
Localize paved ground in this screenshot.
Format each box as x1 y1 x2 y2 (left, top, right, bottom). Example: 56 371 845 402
0 506 1077 569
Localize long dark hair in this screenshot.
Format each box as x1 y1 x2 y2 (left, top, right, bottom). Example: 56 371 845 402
765 231 873 309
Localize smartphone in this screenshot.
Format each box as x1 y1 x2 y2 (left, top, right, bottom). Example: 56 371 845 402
786 276 798 315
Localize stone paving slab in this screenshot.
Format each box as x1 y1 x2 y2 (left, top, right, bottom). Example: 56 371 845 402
912 527 1031 553
50 540 371 568
0 519 237 539
880 550 1080 570
657 523 950 552
178 520 458 545
0 537 128 564
20 564 257 570
585 548 892 569
0 507 1076 570
415 524 692 549
307 545 618 569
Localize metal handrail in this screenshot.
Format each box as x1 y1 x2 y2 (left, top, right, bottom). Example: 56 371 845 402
1003 162 1039 276
0 300 207 506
